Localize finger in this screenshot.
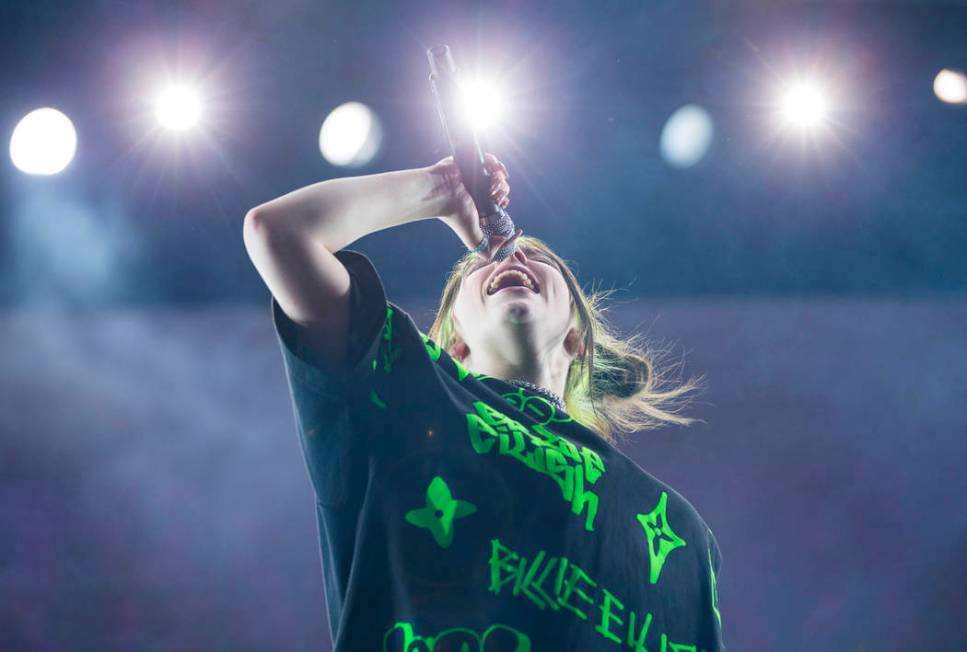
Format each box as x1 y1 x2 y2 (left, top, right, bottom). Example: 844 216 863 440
484 153 509 180
491 182 510 204
486 153 508 178
490 179 510 199
487 167 507 189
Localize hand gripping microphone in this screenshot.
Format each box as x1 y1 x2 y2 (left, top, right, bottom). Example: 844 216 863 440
427 45 518 261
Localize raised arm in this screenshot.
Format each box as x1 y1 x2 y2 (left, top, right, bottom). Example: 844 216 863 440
242 156 511 369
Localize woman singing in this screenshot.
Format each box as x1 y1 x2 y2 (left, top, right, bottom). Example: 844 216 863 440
243 153 725 651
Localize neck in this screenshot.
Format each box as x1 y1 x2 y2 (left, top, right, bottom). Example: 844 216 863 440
464 343 571 400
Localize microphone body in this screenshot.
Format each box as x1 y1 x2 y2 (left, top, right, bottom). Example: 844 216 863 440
427 45 518 260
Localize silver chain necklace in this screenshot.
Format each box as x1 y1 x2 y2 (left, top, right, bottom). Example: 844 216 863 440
506 378 567 413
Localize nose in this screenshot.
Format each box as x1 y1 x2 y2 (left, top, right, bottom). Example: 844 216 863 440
510 245 528 264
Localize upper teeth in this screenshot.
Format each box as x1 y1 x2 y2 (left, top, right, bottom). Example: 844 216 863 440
489 270 536 294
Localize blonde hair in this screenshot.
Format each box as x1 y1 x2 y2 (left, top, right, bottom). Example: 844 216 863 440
427 234 708 445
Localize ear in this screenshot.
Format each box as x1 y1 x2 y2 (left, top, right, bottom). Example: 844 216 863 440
449 336 470 362
564 327 585 358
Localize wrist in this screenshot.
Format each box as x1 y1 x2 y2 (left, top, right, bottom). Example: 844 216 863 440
426 161 463 220
424 161 485 252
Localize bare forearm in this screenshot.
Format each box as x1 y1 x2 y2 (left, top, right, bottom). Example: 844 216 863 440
246 166 451 252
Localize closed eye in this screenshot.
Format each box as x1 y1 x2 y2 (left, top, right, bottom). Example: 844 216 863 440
468 250 552 273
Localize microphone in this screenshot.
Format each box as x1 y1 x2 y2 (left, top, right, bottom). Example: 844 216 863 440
427 45 518 261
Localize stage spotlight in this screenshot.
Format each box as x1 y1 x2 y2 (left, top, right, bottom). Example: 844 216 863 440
660 104 714 168
933 69 967 105
319 101 382 167
154 83 203 131
9 107 77 175
779 80 829 129
460 78 505 131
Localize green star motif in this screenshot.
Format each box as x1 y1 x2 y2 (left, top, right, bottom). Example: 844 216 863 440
404 476 477 549
636 491 687 584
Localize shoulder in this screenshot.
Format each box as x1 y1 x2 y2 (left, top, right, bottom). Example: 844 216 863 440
622 457 721 552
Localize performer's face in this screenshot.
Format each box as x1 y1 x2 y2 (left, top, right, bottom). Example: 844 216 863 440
450 244 578 362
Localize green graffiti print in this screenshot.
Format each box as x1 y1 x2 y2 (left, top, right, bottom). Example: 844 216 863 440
464 400 605 532
404 476 477 549
383 621 532 651
421 331 441 362
708 546 721 628
369 388 386 409
499 385 575 426
489 537 714 652
488 538 566 613
660 633 701 652
418 331 577 429
419 331 474 382
636 491 687 585
371 305 400 375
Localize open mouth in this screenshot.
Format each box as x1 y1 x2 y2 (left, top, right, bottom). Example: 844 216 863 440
487 269 539 295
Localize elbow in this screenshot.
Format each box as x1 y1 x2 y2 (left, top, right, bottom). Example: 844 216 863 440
243 205 267 231
242 207 276 261
243 206 279 242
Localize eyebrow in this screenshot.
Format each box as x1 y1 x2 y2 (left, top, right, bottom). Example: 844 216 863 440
467 247 548 270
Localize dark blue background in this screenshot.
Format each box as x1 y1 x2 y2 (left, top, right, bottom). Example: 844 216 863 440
1 1 965 650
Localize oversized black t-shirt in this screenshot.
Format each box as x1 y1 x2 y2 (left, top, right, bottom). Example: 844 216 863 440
271 249 726 651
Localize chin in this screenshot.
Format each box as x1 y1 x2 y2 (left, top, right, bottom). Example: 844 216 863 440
500 300 540 324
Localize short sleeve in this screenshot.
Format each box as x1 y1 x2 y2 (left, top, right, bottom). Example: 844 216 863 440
270 248 389 505
706 528 726 650
271 248 389 394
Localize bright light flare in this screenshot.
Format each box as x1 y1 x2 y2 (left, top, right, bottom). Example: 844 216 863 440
460 78 506 131
154 84 203 131
779 80 829 129
319 101 382 167
933 69 967 105
660 104 714 168
9 107 77 175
